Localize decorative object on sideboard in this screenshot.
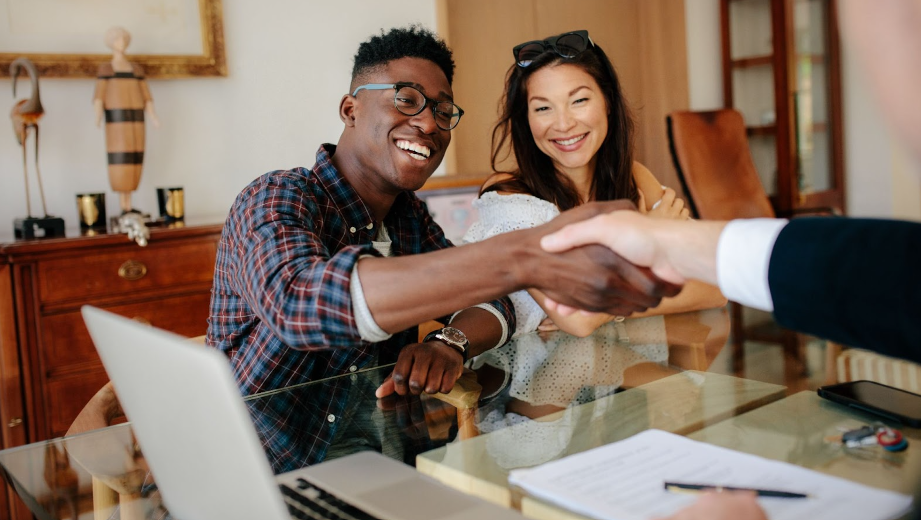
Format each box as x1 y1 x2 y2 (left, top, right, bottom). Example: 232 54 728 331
94 27 160 217
76 193 107 233
114 213 150 247
10 57 66 240
157 187 185 222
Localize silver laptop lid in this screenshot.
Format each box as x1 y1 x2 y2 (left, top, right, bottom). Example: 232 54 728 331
81 305 290 520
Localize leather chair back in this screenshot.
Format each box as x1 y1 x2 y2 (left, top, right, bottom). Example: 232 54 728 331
667 109 775 220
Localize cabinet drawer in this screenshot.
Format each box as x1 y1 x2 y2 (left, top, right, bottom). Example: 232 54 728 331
40 292 212 376
37 240 217 305
45 369 110 438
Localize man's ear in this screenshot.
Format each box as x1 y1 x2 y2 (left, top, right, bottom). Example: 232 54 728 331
339 94 357 127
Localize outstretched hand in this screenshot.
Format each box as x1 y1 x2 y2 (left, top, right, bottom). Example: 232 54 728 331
521 201 683 315
539 209 726 316
542 210 688 284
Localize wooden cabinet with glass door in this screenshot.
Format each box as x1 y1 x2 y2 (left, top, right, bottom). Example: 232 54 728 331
721 0 845 214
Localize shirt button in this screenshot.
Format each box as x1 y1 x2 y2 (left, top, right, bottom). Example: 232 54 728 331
366 223 374 230
349 365 357 372
349 226 357 233
327 414 336 423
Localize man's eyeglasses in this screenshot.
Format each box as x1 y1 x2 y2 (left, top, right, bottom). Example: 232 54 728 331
351 83 464 131
513 30 593 67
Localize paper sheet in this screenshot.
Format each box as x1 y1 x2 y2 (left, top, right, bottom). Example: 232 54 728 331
508 429 913 520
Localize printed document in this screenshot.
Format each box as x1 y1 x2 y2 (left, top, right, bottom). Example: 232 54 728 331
508 429 912 520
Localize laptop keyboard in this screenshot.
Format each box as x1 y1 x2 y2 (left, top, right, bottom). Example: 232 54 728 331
280 478 383 520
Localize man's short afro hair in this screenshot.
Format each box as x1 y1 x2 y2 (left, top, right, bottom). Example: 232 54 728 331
352 25 455 86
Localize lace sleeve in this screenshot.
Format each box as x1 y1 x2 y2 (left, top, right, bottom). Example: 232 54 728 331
462 192 560 243
462 193 561 337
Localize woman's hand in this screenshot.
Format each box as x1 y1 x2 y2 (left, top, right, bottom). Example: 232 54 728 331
638 187 690 220
537 317 560 333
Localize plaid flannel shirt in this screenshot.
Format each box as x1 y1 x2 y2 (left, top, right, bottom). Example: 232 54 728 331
207 144 515 471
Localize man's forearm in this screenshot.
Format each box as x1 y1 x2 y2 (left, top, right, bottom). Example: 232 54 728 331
361 201 682 333
358 230 529 334
448 307 505 358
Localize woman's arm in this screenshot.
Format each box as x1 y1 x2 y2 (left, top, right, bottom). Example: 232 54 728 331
629 163 727 316
528 288 615 337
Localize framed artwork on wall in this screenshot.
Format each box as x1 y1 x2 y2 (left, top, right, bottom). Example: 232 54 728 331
0 0 226 78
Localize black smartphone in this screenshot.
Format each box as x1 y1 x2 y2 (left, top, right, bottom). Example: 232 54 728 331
817 380 921 427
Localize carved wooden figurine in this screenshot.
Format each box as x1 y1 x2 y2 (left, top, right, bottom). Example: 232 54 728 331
10 57 48 218
94 27 160 214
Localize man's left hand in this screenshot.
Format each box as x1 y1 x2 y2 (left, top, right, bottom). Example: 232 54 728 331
376 341 464 397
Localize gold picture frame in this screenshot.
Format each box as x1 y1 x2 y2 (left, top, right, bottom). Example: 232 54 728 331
0 0 226 78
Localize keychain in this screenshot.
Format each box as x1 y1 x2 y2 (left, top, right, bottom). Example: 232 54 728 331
876 425 908 452
825 423 908 452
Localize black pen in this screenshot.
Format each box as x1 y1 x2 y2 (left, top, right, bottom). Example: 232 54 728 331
664 481 810 499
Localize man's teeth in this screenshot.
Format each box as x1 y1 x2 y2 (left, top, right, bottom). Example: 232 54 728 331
554 134 586 146
396 140 431 159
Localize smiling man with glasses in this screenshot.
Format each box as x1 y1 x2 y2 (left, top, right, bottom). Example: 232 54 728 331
207 25 680 471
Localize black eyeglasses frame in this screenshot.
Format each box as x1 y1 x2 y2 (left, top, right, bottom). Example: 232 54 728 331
350 82 464 131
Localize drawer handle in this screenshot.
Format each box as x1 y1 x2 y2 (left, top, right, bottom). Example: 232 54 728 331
7 417 22 428
118 260 148 281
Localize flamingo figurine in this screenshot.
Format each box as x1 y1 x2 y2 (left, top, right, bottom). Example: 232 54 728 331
10 57 64 238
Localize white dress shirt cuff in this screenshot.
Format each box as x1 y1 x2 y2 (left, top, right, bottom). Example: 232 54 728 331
716 219 788 312
350 259 392 343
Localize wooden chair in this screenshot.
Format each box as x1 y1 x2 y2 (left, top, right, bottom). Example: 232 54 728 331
665 109 811 383
65 335 206 520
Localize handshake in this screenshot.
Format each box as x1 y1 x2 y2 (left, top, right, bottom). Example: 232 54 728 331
526 200 723 316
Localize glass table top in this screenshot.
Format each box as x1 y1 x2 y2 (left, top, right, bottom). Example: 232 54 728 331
3 307 910 520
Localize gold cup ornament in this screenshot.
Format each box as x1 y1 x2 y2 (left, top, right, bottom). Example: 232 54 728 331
157 187 184 221
76 193 106 229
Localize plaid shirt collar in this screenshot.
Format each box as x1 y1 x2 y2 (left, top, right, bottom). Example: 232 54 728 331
313 144 417 226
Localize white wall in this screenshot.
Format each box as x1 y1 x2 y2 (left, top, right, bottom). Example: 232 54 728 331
685 0 724 110
4 0 917 230
684 0 919 219
0 1 438 230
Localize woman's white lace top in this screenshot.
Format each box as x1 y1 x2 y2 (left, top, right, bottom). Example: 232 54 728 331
462 192 560 337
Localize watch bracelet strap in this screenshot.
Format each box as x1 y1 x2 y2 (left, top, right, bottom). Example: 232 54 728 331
423 330 468 361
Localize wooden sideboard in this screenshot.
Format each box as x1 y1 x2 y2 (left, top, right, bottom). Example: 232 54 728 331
0 221 222 450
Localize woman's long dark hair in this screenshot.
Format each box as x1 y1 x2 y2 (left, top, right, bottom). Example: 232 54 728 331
487 40 638 211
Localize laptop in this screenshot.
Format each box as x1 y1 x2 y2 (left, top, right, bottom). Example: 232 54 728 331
81 305 524 520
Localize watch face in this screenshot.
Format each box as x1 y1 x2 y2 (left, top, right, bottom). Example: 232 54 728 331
440 327 467 346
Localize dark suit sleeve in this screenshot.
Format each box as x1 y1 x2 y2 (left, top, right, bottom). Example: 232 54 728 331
767 217 921 362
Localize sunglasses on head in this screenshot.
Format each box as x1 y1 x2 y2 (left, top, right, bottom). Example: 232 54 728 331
512 30 593 67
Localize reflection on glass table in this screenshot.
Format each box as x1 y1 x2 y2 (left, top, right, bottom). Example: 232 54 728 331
0 307 781 520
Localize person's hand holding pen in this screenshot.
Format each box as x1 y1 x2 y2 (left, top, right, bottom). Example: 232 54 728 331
655 491 768 520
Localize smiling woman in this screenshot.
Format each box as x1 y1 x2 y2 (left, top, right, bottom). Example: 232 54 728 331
461 29 726 338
